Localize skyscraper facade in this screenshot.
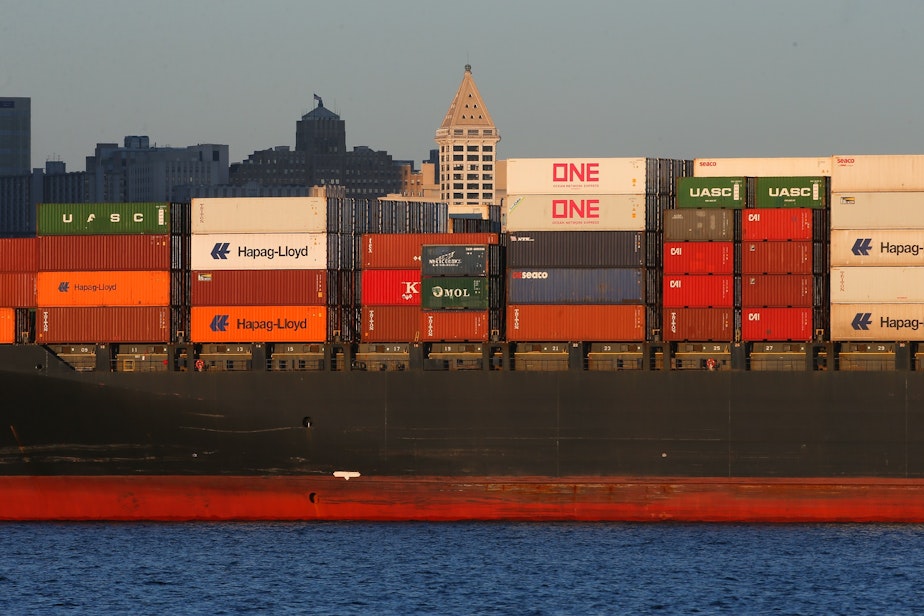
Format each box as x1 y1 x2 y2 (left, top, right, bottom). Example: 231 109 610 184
0 97 30 177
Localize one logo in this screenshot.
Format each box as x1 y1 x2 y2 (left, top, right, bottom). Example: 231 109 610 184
851 238 872 256
57 281 69 293
210 314 229 332
211 242 231 260
851 313 873 331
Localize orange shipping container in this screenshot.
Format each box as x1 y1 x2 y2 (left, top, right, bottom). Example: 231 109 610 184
190 306 327 343
0 308 13 344
507 304 645 342
36 271 170 307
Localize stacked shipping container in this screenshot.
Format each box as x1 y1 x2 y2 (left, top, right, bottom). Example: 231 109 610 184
0 237 36 343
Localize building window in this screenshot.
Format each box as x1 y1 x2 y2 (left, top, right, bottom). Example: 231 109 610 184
483 146 493 152
467 155 478 161
482 155 493 161
467 145 478 151
453 145 464 151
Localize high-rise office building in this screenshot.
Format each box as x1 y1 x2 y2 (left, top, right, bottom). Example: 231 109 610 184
0 97 30 177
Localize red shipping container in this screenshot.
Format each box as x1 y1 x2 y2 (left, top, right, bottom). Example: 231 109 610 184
36 306 172 343
0 238 36 272
0 272 35 307
662 275 734 308
0 308 13 344
662 241 734 274
741 275 813 307
741 241 813 274
360 269 421 306
662 308 734 342
190 270 327 306
742 208 812 241
37 235 170 271
361 305 420 342
741 307 813 342
420 310 490 342
507 304 645 341
362 233 498 269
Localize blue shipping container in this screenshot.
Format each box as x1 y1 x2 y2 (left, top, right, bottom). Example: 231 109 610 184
507 268 645 305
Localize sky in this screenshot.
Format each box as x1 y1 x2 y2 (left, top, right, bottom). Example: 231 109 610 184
3 0 924 172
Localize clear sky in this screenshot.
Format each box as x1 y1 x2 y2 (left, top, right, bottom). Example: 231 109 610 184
3 0 923 171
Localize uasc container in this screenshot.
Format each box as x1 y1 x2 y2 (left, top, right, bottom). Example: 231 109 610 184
506 304 645 342
38 203 170 235
360 269 422 306
190 270 327 306
421 245 488 277
36 306 172 343
503 194 644 231
741 308 813 341
662 308 734 342
675 177 746 209
741 209 812 241
507 268 644 305
506 231 644 268
38 234 170 271
754 177 827 209
190 306 327 343
191 197 328 234
662 242 734 275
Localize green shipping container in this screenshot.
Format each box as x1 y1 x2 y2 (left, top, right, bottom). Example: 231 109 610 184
676 177 746 209
421 277 488 310
37 203 170 235
754 176 828 208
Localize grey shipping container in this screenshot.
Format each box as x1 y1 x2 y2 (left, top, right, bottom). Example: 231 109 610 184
507 268 644 305
662 209 735 241
421 245 488 277
506 231 644 268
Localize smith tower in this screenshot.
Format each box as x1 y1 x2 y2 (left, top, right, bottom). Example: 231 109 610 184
435 65 500 209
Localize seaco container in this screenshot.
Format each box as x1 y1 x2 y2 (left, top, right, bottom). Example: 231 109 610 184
37 203 170 235
741 241 815 274
36 306 171 343
754 177 828 209
362 233 498 269
190 233 326 270
0 273 36 307
361 305 419 342
662 209 734 241
0 308 13 344
662 308 734 342
831 303 924 341
421 245 488 277
741 307 813 342
360 270 422 306
506 231 644 268
190 270 327 306
662 275 734 308
191 197 327 233
507 268 644 305
36 271 170 307
693 157 833 178
675 177 746 209
37 235 170 271
506 304 645 341
662 242 734 275
421 277 489 310
830 192 924 229
741 275 813 307
420 310 490 342
0 238 36 272
831 154 924 192
503 194 644 231
741 209 812 241
830 266 924 303
830 229 924 267
190 306 327 343
506 158 647 195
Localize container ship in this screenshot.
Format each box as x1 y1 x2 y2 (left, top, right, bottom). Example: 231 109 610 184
4 154 924 523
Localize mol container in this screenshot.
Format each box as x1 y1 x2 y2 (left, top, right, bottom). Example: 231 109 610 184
741 241 815 274
362 233 498 269
741 275 814 307
506 158 647 195
693 157 833 178
190 270 327 306
191 197 327 233
741 308 813 342
831 303 924 341
0 273 36 307
831 192 924 229
36 306 172 343
662 242 734 275
832 155 924 192
37 235 170 271
662 275 734 308
360 270 421 306
36 271 170 307
506 231 644 268
506 304 646 342
830 230 924 267
0 238 36 272
830 266 924 303
503 194 644 231
421 277 489 310
754 177 828 209
190 233 326 270
662 209 734 242
507 268 644 305
661 308 734 342
741 209 813 241
37 203 170 235
421 245 488 277
190 306 327 343
0 308 13 344
420 310 490 342
675 177 746 209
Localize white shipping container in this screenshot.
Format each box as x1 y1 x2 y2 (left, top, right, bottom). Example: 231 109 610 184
693 157 832 178
506 158 647 195
191 197 327 233
830 266 924 303
831 230 924 266
190 233 326 270
831 303 924 341
503 194 644 232
831 192 924 229
832 154 924 192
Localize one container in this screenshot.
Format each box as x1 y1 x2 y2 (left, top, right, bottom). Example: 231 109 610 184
831 155 924 192
662 242 734 275
0 308 13 344
507 268 644 305
675 177 746 209
191 197 327 233
0 272 36 307
506 157 647 195
0 237 36 272
662 275 734 308
831 192 924 229
693 157 833 178
360 270 422 306
506 231 644 268
754 177 828 209
662 209 735 241
37 203 170 235
190 233 326 270
830 266 924 303
831 303 924 341
661 308 734 342
421 245 488 277
362 233 499 269
741 308 813 341
421 277 489 310
190 270 327 306
190 306 327 343
506 304 646 341
36 306 172 343
741 209 812 241
830 229 924 267
741 275 813 307
420 310 490 342
37 235 170 271
36 271 170 307
503 194 644 231
740 241 814 274
361 305 420 342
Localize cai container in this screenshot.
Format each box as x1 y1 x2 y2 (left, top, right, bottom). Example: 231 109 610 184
189 305 327 343
692 157 833 178
362 233 498 269
0 272 36 307
37 234 170 271
36 306 172 343
662 209 735 241
741 307 813 342
741 209 812 241
741 275 813 307
506 157 648 195
36 271 170 307
661 308 734 342
831 154 924 192
831 192 924 230
420 310 490 342
421 244 488 277
0 307 13 344
0 237 36 272
662 242 734 275
191 197 327 234
421 277 489 310
830 303 924 341
506 231 644 268
502 194 645 231
830 229 924 267
753 176 828 209
830 266 924 303
740 241 814 274
361 305 420 342
675 177 746 209
507 268 644 305
506 304 645 342
360 269 422 306
190 233 326 270
662 275 734 308
190 270 327 306
37 203 170 235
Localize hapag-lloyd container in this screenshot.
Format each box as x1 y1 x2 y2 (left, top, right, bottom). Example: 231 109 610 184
693 157 833 178
831 303 924 341
190 233 326 270
0 238 36 272
0 308 13 344
36 306 171 343
741 275 813 307
421 277 489 310
503 194 644 231
37 203 170 235
190 306 327 343
191 197 327 233
36 271 170 307
831 192 924 229
675 177 746 209
832 155 924 192
830 229 924 266
360 270 421 306
741 209 812 241
506 231 644 268
420 310 490 342
362 233 499 269
741 241 815 274
507 268 644 305
506 304 646 341
662 308 734 342
190 270 327 306
662 242 734 274
830 266 924 303
754 177 828 209
421 245 488 277
0 273 36 307
37 235 170 271
662 275 734 308
361 305 419 342
662 209 734 241
741 308 813 342
506 158 647 195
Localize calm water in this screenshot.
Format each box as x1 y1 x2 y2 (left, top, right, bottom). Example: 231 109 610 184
1 523 923 615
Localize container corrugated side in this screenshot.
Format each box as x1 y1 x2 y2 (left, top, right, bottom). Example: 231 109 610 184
190 306 327 343
661 308 733 342
503 194 644 231
507 268 644 305
36 271 170 307
37 235 170 271
36 306 171 343
830 230 924 267
421 277 489 310
675 177 746 209
662 242 734 274
741 308 813 341
0 238 36 272
360 270 421 306
191 197 327 233
693 157 833 178
421 245 488 276
742 209 813 241
832 155 924 192
741 275 813 307
190 233 326 270
754 177 828 209
662 209 735 241
830 266 924 303
506 231 644 268
506 158 647 195
0 308 15 344
361 306 419 342
362 233 499 269
190 270 327 306
662 275 734 308
831 192 924 229
506 304 645 341
0 273 35 307
37 203 170 235
420 310 490 341
741 241 814 274
831 303 924 341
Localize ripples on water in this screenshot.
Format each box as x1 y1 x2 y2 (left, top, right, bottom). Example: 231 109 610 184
1 523 923 614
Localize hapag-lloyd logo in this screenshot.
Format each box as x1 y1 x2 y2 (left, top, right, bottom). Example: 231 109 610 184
551 162 600 188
